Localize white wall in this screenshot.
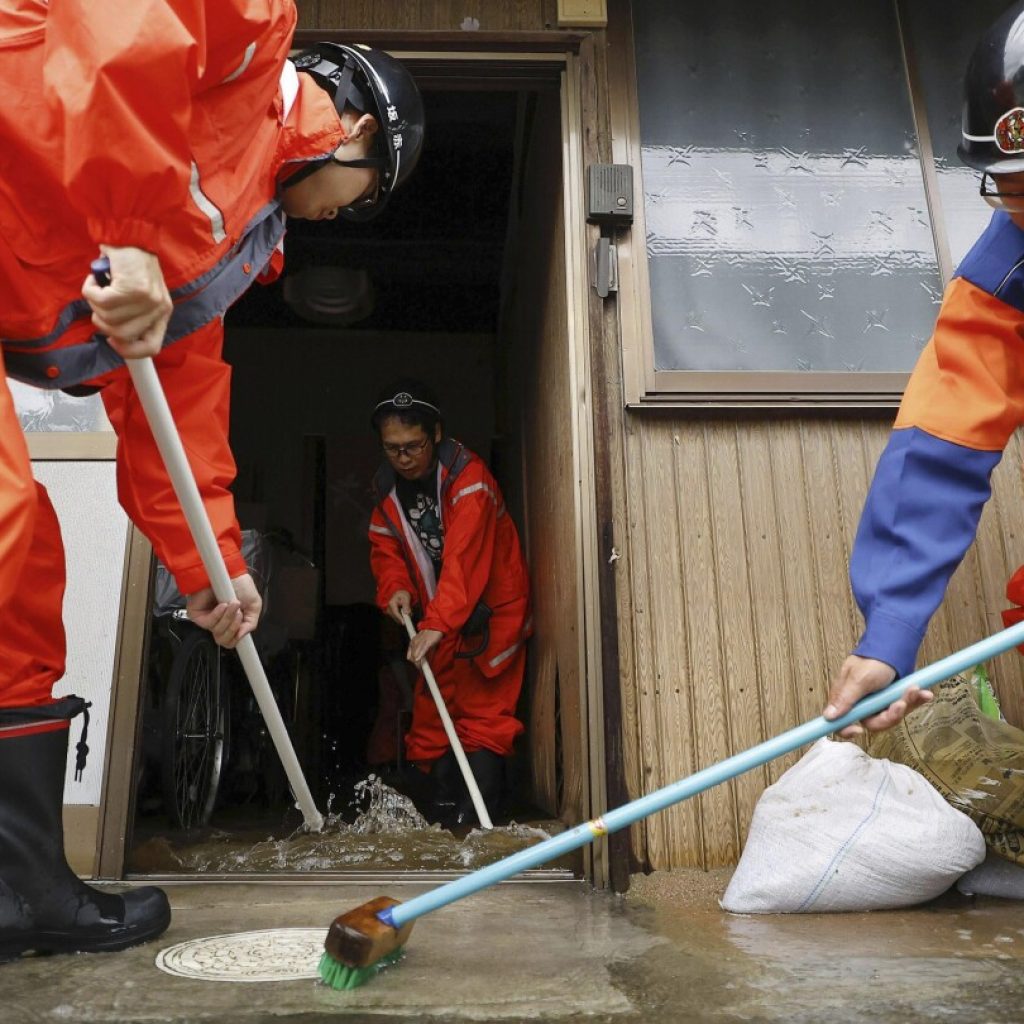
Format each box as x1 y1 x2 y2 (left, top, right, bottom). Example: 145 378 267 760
31 462 127 806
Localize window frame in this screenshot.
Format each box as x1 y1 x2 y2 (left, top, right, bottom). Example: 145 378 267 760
610 0 955 409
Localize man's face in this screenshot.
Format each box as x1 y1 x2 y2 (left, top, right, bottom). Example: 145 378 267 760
280 111 380 221
280 160 379 221
380 418 440 480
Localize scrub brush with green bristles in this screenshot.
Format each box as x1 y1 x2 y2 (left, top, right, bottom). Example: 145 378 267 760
318 895 413 991
318 946 404 989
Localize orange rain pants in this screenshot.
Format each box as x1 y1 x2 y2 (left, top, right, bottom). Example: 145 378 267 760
0 350 65 708
404 636 527 764
0 321 236 709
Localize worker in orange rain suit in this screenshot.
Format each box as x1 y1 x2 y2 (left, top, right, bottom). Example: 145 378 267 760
0 1 424 961
367 381 532 828
824 0 1024 737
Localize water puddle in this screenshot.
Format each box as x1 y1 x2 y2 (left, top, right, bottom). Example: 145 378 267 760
128 775 562 874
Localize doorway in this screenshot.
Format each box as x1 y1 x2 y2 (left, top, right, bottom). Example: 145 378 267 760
116 69 596 880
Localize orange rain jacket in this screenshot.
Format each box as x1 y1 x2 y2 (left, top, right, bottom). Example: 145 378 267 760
0 0 345 594
368 440 532 759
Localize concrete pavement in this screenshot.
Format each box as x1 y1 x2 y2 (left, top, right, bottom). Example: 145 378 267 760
4 871 1023 1023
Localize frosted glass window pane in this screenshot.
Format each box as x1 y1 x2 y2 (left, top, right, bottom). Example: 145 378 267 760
633 0 944 374
9 379 110 433
900 0 1009 268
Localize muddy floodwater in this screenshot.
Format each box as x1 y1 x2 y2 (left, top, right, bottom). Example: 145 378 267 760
128 776 567 874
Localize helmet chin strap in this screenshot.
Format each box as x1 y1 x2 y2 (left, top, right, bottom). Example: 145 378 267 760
979 172 1024 213
333 155 386 170
983 194 1024 213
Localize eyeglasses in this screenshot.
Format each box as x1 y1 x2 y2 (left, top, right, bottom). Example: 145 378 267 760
979 173 1024 212
383 438 430 460
333 156 385 215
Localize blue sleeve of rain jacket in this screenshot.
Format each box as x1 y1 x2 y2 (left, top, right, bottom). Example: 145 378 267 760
850 426 1001 678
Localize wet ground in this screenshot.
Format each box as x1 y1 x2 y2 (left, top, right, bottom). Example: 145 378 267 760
4 868 1023 1023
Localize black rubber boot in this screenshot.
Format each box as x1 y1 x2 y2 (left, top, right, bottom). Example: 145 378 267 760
0 699 171 963
428 748 505 829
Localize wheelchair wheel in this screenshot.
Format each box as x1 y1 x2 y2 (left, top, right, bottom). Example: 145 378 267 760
161 627 230 829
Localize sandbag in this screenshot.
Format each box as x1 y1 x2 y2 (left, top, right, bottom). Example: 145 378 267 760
721 738 985 914
869 676 1024 865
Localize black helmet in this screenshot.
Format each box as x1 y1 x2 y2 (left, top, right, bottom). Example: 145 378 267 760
289 42 425 220
958 2 1024 174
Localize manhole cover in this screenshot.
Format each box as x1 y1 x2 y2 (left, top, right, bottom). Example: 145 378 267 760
155 928 326 982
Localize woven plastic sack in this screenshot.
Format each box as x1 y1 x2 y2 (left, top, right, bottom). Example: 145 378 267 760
721 738 985 913
869 676 1024 865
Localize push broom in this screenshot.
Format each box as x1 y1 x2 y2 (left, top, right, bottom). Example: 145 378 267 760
92 257 324 833
401 609 493 829
318 618 1024 989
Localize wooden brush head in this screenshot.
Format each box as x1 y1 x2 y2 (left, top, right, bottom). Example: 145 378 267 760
324 895 414 968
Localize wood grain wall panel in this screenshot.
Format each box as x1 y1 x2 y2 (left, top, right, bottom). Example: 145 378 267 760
767 426 829 732
799 421 861 666
832 420 870 573
635 424 704 866
671 423 736 867
620 413 1024 868
704 421 767 850
619 417 657 867
608 418 645 866
735 426 799 785
300 0 554 32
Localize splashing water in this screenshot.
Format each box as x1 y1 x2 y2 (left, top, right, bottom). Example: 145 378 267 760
128 775 561 875
348 775 432 834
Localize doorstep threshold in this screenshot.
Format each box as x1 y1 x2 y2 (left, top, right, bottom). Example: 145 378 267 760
123 868 578 885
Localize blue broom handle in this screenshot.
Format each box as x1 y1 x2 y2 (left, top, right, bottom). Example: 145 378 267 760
379 618 1024 930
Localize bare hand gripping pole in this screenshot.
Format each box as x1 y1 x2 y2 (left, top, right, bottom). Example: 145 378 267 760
92 257 323 832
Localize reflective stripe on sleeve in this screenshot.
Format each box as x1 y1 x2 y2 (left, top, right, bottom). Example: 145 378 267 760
451 481 497 507
222 42 257 84
189 161 227 243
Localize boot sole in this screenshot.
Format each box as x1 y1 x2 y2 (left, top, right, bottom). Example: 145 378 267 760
0 904 171 961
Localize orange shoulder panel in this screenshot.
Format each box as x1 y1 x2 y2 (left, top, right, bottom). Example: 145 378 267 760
895 277 1024 451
